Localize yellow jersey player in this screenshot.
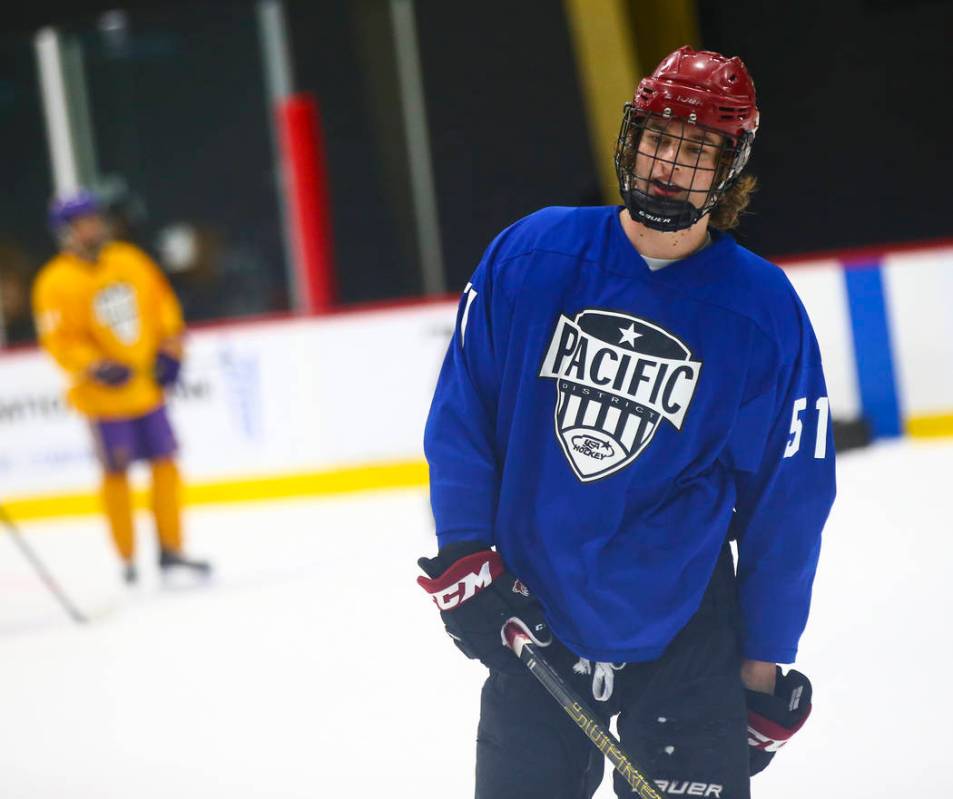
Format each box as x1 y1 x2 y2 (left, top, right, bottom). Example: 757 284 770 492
33 189 211 584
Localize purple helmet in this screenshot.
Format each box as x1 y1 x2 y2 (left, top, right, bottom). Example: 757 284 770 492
48 189 101 229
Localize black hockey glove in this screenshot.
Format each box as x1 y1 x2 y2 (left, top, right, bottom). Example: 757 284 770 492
154 351 182 387
746 667 813 776
89 360 132 387
417 541 551 675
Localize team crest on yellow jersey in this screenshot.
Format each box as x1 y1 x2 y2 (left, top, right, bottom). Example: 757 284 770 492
93 282 139 344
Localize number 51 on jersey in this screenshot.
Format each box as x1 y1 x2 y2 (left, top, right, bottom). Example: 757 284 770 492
784 397 830 459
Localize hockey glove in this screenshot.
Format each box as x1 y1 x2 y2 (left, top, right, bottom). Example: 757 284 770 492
746 667 813 775
89 360 132 387
154 351 182 387
417 541 551 674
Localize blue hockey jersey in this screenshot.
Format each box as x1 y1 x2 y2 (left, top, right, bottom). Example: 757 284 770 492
424 206 836 664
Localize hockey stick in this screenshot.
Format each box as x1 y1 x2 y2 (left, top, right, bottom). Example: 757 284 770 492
0 504 88 625
504 622 662 799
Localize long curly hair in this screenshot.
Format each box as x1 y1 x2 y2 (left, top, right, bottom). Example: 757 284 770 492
709 174 757 230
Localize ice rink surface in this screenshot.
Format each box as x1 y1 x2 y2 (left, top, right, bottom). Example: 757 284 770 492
2 438 952 798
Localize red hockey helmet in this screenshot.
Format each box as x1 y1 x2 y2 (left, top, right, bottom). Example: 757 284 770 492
635 46 759 141
615 46 760 232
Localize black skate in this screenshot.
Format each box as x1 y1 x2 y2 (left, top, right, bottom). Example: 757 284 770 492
122 561 138 585
159 549 212 587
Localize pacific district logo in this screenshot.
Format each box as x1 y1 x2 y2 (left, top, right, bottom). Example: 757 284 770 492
539 310 702 482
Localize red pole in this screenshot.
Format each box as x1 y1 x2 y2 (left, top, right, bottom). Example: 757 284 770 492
276 93 336 313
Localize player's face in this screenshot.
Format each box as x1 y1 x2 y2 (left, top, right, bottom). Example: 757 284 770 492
634 119 725 210
68 213 109 253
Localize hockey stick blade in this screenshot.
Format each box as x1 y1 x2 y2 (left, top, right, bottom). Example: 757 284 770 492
503 622 663 799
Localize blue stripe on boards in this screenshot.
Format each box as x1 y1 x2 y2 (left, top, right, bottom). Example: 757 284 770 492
843 263 902 437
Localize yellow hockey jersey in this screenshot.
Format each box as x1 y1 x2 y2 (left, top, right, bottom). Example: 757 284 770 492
32 241 184 419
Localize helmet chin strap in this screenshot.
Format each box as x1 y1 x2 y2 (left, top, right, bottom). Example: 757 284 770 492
620 188 704 233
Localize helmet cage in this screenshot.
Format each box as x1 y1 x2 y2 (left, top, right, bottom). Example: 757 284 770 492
614 103 754 232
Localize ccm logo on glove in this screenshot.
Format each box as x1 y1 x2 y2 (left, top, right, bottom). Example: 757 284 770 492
745 667 813 775
417 542 551 674
418 551 504 610
748 682 808 752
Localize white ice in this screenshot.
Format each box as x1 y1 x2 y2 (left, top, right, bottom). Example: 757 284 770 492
1 438 951 798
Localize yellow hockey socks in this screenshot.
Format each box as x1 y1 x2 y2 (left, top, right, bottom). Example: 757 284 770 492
101 471 134 562
151 459 183 553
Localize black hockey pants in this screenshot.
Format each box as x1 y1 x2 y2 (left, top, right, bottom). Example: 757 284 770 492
475 542 750 799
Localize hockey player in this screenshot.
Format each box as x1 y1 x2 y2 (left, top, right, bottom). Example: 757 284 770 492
33 189 210 585
417 47 834 798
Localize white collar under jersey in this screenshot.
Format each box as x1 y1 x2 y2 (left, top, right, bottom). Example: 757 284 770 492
641 232 713 272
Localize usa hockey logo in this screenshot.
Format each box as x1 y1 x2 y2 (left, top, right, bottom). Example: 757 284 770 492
539 309 701 482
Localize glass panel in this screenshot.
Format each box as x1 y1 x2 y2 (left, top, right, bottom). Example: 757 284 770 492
75 4 288 323
0 34 53 345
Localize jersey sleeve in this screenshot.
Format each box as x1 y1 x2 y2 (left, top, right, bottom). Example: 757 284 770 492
136 247 184 342
424 251 515 550
32 269 100 376
730 297 837 664
156 272 184 343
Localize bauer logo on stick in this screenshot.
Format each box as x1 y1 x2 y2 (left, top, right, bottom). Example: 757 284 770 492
539 309 701 482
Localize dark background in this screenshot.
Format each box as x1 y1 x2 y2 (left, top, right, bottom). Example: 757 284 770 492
2 0 951 339
696 0 953 258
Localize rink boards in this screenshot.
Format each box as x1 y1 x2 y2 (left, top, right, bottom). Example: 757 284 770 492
0 303 454 517
2 240 952 517
781 241 953 438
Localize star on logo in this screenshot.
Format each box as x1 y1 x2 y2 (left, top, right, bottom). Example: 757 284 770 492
618 323 642 347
